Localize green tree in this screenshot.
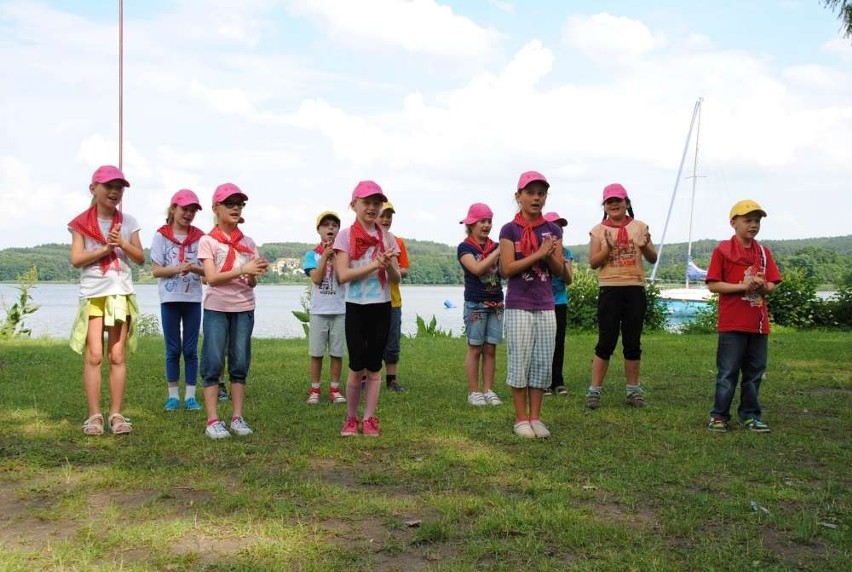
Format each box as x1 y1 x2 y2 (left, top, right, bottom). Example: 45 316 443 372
823 0 852 39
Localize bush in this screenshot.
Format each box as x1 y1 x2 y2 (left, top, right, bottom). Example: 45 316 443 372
136 313 162 337
566 268 599 331
413 314 455 338
0 266 40 339
680 296 719 334
769 267 819 328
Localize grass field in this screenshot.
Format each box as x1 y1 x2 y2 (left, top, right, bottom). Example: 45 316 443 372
0 331 849 571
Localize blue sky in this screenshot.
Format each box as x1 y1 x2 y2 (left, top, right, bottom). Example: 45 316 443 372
1 0 850 252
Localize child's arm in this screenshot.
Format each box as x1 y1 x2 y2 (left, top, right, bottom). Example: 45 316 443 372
385 253 402 284
588 232 612 269
635 227 657 264
335 251 384 284
309 247 333 286
202 257 267 287
562 258 574 285
499 236 556 278
151 261 193 278
70 231 112 268
109 225 145 265
707 280 748 295
545 241 565 276
459 249 500 277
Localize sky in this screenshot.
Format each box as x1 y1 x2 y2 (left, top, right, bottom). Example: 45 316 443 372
1 0 851 253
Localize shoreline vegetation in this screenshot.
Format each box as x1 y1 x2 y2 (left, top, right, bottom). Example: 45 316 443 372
0 333 849 569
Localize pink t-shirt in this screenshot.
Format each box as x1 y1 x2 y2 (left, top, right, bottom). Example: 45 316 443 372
198 233 260 312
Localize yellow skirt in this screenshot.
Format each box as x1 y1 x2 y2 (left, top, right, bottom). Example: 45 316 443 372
69 294 140 355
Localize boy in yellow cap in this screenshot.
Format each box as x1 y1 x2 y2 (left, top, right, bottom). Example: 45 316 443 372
379 202 409 392
705 200 782 433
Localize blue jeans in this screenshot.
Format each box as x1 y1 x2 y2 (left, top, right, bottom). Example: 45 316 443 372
711 332 768 421
383 306 402 364
200 309 254 387
160 302 201 385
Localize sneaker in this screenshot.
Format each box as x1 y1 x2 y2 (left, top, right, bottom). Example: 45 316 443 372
529 419 551 439
743 417 771 433
229 416 254 436
217 384 229 402
340 416 360 437
329 388 347 404
513 420 536 438
184 397 201 411
586 392 601 409
386 379 406 392
542 388 554 396
164 397 180 411
707 416 728 433
555 386 569 395
626 391 646 408
467 391 486 406
483 390 502 406
307 387 321 405
205 420 230 440
362 416 381 437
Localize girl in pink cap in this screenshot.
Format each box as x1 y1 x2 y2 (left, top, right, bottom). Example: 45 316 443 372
68 165 145 436
150 189 206 412
333 180 401 437
457 203 504 407
198 183 269 439
586 183 657 409
499 171 566 438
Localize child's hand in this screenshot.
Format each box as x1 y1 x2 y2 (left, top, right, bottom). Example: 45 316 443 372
636 231 651 249
536 236 557 260
603 231 616 250
244 257 269 276
178 260 192 276
107 224 123 248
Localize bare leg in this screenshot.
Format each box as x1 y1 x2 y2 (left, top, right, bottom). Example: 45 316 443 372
310 356 323 383
203 384 219 422
529 388 544 420
330 356 343 384
363 371 381 418
106 319 129 416
465 344 483 392
624 359 641 385
346 369 363 418
230 382 245 419
591 356 609 389
482 343 497 392
83 316 105 417
512 387 528 422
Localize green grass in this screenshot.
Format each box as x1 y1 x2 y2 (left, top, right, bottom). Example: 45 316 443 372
0 331 850 571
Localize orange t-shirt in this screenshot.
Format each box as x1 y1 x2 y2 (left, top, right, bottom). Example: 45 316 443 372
589 219 649 286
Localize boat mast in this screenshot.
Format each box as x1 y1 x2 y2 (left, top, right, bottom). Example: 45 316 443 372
650 98 702 283
118 0 124 170
684 98 703 288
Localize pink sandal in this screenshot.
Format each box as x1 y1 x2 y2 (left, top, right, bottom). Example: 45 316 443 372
108 413 132 435
82 414 104 436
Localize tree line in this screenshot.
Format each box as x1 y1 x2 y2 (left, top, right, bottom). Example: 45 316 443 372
1 235 851 288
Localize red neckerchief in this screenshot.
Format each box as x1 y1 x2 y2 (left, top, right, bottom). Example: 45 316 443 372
208 225 254 272
349 220 386 287
718 236 765 269
68 205 122 274
464 235 496 257
313 243 326 255
513 212 546 257
157 224 204 262
602 216 634 250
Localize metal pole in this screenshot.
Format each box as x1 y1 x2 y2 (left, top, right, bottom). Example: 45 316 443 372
685 98 703 287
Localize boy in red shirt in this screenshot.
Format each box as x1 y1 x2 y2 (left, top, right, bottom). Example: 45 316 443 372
705 200 782 433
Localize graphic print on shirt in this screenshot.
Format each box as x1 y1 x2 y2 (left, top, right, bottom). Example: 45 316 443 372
604 228 639 269
163 240 201 293
515 230 557 283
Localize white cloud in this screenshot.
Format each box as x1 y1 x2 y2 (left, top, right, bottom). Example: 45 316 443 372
562 12 663 63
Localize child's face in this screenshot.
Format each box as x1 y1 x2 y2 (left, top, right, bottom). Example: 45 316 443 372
603 197 627 219
173 204 199 227
215 195 246 224
730 213 762 240
378 209 394 230
469 218 492 241
317 218 340 243
352 196 383 225
90 180 125 210
516 183 548 217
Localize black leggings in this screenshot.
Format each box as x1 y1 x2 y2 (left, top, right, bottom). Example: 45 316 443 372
594 286 646 361
345 302 391 372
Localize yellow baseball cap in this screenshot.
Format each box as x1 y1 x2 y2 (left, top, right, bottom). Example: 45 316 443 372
316 211 340 227
382 201 395 214
729 199 767 220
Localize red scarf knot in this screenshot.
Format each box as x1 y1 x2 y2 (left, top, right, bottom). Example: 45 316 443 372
68 206 123 274
208 226 254 272
602 216 634 250
464 235 497 257
349 220 387 287
157 225 205 262
512 212 546 258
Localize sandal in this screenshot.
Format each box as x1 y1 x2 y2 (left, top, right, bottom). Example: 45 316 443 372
82 413 104 436
108 413 133 435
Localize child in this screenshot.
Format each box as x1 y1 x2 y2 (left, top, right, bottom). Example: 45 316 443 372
706 200 781 433
586 183 657 409
379 201 409 393
543 212 574 396
303 211 347 405
151 189 205 412
333 181 401 437
68 165 145 435
198 183 269 439
499 171 565 438
457 202 504 406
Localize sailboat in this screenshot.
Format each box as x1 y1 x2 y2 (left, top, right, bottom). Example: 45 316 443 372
652 98 713 313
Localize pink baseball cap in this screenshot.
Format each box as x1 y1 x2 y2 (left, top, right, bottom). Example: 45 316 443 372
460 203 494 225
517 170 549 191
603 183 628 202
544 211 567 227
171 189 202 210
91 165 130 187
351 180 388 202
213 182 248 204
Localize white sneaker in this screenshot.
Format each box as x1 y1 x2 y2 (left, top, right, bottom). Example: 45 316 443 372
205 420 230 440
529 420 551 439
229 416 254 436
513 421 536 438
467 392 486 406
483 390 502 406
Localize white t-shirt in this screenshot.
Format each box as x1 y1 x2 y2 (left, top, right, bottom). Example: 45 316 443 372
71 213 140 299
150 230 203 304
332 225 397 305
198 232 259 313
303 249 346 315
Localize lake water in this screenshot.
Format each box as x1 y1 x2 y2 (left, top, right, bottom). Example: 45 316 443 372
0 283 467 339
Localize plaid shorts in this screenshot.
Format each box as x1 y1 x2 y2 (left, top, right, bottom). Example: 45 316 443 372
504 309 556 389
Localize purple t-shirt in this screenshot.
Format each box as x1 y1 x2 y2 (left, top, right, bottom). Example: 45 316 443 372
499 220 562 310
457 241 503 303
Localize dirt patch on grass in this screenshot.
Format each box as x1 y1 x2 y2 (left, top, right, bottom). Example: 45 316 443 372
759 526 836 568
583 500 660 531
0 481 80 550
